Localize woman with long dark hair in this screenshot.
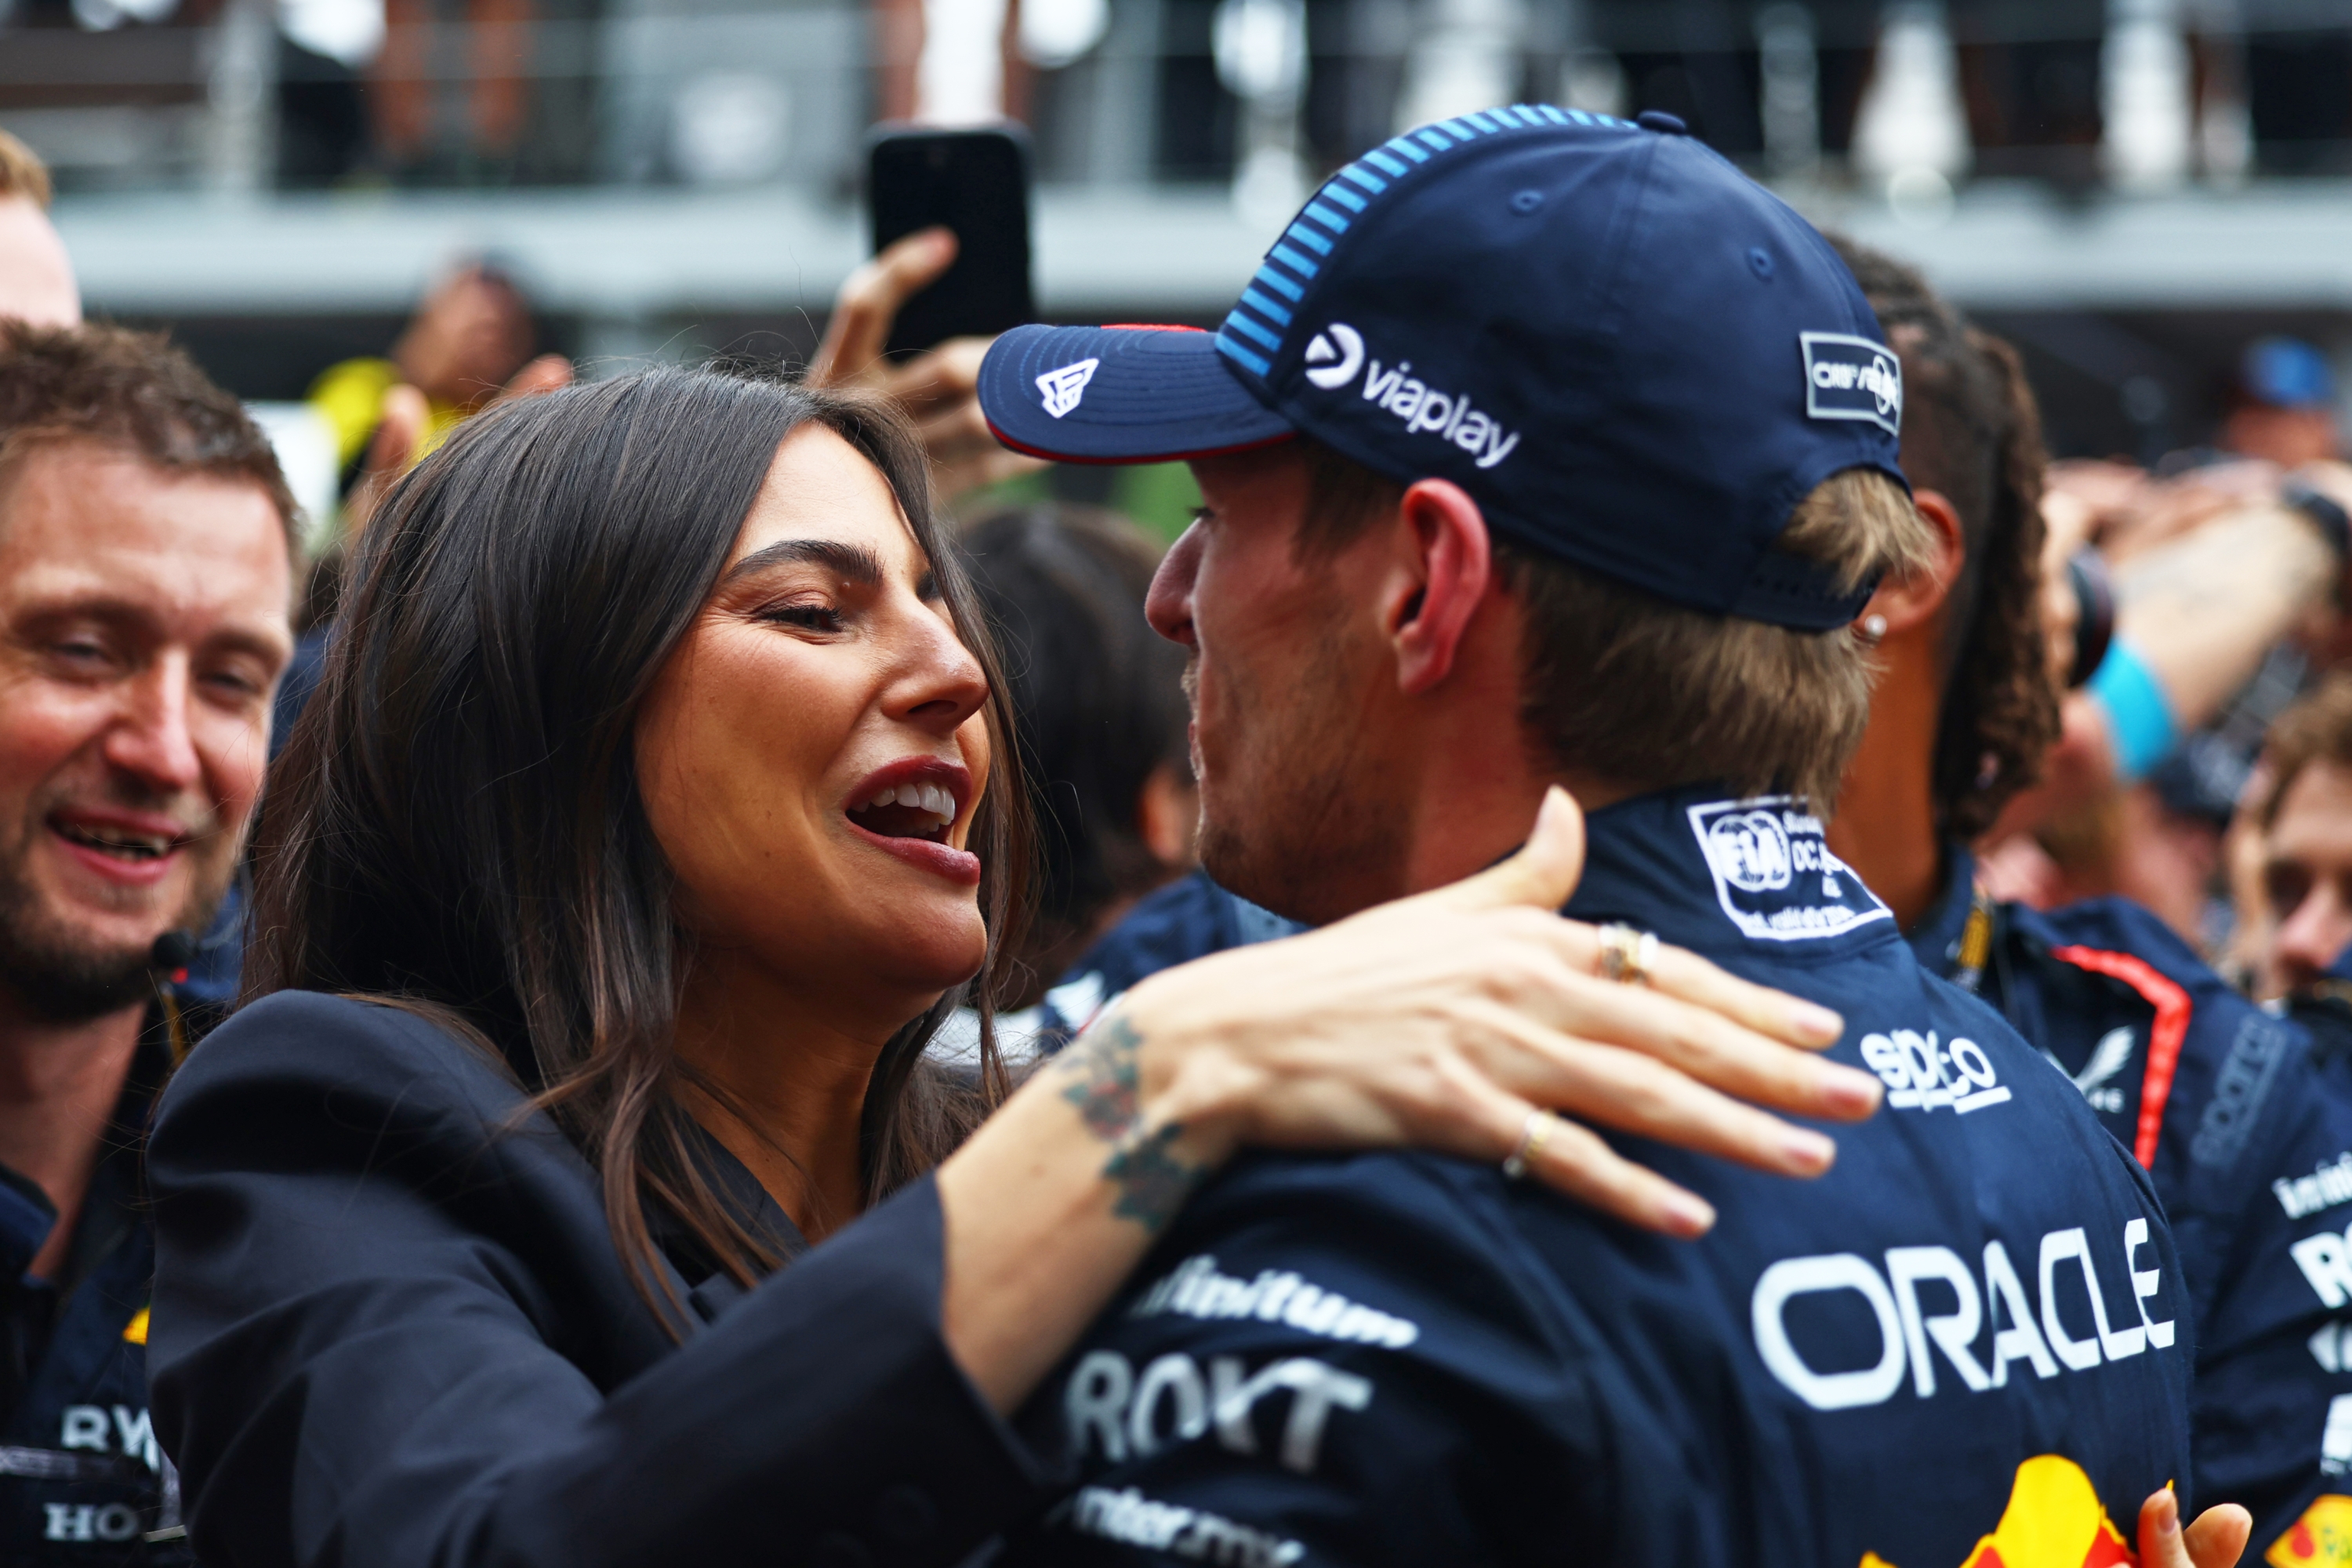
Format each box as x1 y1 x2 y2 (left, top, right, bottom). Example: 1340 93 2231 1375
146 368 1873 1566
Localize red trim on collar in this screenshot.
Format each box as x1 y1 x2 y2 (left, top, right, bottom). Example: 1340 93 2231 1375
2049 944 2190 1170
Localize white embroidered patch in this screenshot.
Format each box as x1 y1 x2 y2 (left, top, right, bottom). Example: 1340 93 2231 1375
1036 358 1100 419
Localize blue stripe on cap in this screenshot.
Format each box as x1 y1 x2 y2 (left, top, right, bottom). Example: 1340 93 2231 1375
1238 287 1294 327
1269 242 1320 278
1462 109 1501 132
1301 201 1350 234
1443 118 1481 139
1567 108 1595 125
1363 148 1409 176
1537 103 1570 124
1383 135 1431 165
1319 181 1368 213
1283 222 1334 256
1340 162 1388 193
1417 129 1454 152
1510 104 1546 125
1251 263 1305 302
1215 332 1272 376
1222 309 1283 351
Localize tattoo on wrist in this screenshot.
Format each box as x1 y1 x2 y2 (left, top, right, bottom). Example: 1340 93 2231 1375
1055 1014 1203 1233
1058 1014 1145 1140
1104 1123 1194 1230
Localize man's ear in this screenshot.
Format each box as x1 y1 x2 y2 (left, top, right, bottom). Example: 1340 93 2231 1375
1386 478 1492 695
1860 486 1966 636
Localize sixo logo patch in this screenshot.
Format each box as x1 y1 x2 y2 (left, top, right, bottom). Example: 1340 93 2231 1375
1799 332 1902 437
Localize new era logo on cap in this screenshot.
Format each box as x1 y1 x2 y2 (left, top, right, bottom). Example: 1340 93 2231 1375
1799 333 1901 437
1036 358 1099 419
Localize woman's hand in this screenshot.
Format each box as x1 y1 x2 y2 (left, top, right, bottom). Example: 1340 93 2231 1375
938 786 1880 1410
1114 786 1879 1238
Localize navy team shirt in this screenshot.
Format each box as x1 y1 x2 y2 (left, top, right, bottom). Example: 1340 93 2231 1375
0 1017 190 1564
1004 788 2191 1567
1908 855 2352 1564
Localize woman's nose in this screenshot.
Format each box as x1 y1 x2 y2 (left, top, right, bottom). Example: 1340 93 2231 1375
892 608 991 731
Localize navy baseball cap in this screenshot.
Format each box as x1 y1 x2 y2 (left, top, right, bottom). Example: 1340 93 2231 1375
976 105 1907 630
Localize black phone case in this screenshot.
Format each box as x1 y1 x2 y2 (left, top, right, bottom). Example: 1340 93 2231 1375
867 125 1036 359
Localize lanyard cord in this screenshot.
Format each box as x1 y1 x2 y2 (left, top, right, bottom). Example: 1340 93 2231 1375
1948 884 1996 996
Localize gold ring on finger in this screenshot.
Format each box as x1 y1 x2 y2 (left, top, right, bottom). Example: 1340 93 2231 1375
1501 1109 1557 1181
1598 924 1659 986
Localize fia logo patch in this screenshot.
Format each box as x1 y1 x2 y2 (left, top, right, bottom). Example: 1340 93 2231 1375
1036 358 1099 419
1686 795 1891 942
1798 332 1901 437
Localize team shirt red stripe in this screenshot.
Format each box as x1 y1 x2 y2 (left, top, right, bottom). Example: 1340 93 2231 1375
2048 944 2190 1170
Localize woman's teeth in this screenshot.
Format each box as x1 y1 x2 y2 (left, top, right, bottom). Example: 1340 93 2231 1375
858 782 956 822
847 780 958 842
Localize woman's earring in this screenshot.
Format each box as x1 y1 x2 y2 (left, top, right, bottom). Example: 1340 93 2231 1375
1858 613 1889 644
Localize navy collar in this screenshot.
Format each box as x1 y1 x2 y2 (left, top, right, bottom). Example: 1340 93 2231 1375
1904 844 1979 979
1563 786 1897 963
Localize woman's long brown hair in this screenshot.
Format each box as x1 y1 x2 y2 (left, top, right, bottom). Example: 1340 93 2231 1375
242 368 1029 1332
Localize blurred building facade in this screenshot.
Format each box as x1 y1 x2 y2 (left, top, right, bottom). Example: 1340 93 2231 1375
13 0 2352 461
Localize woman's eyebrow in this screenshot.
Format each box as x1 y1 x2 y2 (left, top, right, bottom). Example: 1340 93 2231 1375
723 539 886 588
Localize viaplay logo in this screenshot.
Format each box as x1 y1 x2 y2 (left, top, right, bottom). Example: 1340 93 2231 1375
1300 323 1522 470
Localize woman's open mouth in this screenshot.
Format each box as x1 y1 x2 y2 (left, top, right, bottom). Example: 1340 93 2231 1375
844 780 958 844
842 764 981 885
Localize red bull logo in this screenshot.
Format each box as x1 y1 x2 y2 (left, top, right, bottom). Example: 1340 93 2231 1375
2267 1494 2352 1567
1864 1455 2135 1568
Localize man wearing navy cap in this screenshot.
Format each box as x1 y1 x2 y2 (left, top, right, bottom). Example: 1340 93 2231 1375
976 107 2229 1565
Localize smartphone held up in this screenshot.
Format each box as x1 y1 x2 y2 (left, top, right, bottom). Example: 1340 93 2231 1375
866 125 1036 358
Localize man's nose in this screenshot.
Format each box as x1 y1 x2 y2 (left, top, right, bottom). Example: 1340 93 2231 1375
2277 884 2352 991
100 655 204 797
1145 524 1202 649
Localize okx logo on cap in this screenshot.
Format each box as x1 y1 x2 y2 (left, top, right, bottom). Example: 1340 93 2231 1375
975 103 1910 631
1802 332 1903 437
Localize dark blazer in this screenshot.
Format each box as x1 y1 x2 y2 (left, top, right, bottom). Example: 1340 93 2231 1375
146 990 1051 1568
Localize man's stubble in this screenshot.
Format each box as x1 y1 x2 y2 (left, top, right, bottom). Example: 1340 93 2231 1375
1188 614 1410 928
0 779 235 1022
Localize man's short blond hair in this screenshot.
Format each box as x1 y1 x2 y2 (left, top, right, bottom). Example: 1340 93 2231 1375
1504 468 1933 808
0 132 53 210
1295 443 1936 809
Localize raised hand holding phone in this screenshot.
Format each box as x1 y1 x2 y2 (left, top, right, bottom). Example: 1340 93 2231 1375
808 127 1047 501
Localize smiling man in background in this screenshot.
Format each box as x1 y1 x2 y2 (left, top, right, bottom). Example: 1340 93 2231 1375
0 323 296 1563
